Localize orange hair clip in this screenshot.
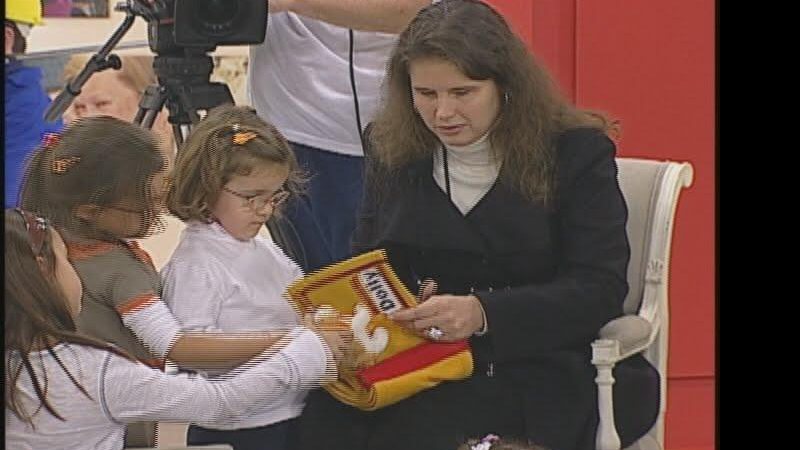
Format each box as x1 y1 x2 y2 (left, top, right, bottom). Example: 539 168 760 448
41 132 61 150
52 157 81 174
233 131 258 145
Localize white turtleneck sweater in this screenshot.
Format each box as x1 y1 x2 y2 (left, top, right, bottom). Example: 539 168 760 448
432 132 501 215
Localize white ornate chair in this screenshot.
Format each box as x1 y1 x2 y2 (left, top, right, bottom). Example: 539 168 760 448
592 158 694 450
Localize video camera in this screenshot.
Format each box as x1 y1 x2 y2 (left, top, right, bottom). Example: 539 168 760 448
142 0 268 54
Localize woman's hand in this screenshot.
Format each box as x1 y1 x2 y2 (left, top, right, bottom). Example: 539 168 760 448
389 294 485 342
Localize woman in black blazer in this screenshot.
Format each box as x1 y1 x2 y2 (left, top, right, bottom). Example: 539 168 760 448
293 2 659 449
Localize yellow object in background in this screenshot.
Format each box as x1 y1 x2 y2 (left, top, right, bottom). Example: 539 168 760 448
6 0 44 25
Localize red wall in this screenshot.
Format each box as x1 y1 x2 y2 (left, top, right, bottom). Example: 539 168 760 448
486 1 716 449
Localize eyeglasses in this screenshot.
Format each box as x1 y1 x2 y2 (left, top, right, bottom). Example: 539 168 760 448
221 186 290 211
15 209 48 256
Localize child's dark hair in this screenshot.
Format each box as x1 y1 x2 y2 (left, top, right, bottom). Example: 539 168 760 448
167 104 305 222
4 209 133 426
20 116 167 240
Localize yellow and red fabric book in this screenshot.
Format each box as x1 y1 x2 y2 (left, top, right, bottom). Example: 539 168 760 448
285 249 473 410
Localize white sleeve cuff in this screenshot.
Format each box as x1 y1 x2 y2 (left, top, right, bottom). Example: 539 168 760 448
277 326 336 389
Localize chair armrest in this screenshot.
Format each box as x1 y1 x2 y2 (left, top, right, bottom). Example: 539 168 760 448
598 315 653 360
591 315 653 450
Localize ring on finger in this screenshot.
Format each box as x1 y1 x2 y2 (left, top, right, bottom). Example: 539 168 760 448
425 326 444 340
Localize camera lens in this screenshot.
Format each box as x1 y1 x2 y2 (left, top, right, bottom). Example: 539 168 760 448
173 0 267 47
195 0 240 34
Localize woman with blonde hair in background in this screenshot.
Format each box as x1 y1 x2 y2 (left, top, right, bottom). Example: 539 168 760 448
62 54 175 164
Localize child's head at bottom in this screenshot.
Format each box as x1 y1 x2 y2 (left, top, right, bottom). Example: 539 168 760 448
457 434 549 450
20 116 169 241
167 104 304 241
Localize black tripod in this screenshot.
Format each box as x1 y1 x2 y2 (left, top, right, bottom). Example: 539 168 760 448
45 1 234 145
134 51 234 145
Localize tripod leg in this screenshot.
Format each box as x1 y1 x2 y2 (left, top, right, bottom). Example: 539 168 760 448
141 109 160 129
172 123 193 146
135 85 168 130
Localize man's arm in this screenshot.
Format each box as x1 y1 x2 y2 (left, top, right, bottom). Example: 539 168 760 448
268 0 431 33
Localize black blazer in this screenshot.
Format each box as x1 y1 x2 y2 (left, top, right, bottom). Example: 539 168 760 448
353 127 659 449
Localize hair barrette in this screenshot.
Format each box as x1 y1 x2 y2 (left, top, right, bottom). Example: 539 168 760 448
471 434 501 450
15 209 48 256
233 131 258 145
41 132 61 150
52 156 81 174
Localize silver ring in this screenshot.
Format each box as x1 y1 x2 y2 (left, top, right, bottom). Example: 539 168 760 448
425 326 444 340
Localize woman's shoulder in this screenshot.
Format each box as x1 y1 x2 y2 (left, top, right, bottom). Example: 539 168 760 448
555 127 616 157
369 155 432 186
553 127 617 173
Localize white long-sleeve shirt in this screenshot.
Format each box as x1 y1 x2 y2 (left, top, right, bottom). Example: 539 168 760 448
160 221 310 429
5 328 330 450
248 13 398 156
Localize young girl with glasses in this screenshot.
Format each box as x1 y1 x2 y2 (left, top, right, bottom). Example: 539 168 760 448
162 105 320 450
4 208 337 450
19 116 347 448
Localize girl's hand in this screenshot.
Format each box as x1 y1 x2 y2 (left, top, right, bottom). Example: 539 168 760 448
389 294 485 342
319 329 350 362
303 313 358 374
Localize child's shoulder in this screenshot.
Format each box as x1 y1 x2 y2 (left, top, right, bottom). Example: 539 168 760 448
12 342 115 368
170 224 234 264
53 343 144 381
164 226 234 276
67 240 155 275
256 235 303 273
66 240 120 261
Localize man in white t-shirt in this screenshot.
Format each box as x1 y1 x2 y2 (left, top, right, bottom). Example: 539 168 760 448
248 0 432 272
